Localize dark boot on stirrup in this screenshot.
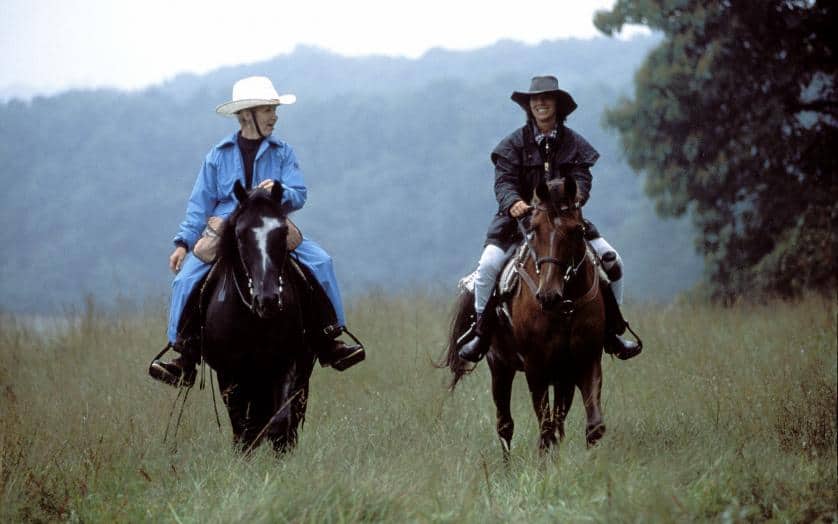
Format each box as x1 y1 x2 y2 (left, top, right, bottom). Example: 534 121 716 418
604 333 642 360
150 280 203 386
149 344 198 387
316 325 365 371
458 312 493 362
601 282 642 360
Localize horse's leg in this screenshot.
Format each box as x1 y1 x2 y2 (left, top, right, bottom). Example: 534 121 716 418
487 354 515 461
231 382 273 453
268 380 310 453
217 372 247 446
553 380 575 442
264 363 307 453
525 371 556 453
285 381 310 449
578 356 606 447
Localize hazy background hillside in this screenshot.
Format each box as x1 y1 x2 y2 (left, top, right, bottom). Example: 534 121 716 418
0 36 702 313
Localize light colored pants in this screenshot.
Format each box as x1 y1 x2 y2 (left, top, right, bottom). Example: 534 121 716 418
473 244 517 314
167 237 345 342
589 236 624 304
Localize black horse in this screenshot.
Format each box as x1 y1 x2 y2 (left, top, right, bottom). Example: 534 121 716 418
200 180 316 453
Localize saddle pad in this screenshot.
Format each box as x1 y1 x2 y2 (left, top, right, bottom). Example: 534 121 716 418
498 245 526 297
458 269 477 294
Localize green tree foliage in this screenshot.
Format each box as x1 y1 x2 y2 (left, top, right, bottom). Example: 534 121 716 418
595 1 837 299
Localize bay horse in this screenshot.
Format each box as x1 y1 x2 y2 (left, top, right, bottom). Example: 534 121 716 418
199 180 316 453
440 175 607 458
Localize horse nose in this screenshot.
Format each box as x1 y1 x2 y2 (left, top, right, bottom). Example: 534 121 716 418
254 294 280 317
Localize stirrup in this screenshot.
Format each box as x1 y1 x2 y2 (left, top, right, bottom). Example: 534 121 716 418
604 322 643 360
458 333 489 363
455 320 477 348
331 345 366 371
319 326 366 371
148 344 197 388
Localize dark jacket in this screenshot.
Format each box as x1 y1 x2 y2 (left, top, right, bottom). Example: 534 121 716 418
485 123 599 249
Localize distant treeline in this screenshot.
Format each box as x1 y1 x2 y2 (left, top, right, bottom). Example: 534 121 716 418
0 36 702 313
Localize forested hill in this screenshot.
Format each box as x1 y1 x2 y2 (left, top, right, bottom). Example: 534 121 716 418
0 36 702 313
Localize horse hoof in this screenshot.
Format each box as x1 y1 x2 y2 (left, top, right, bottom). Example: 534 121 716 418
586 423 606 447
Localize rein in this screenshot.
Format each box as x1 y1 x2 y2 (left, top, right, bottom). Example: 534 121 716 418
514 207 598 317
516 203 583 275
515 251 598 317
231 227 289 313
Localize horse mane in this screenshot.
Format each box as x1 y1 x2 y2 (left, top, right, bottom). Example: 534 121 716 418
534 176 577 216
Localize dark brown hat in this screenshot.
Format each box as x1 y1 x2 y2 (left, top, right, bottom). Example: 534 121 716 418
511 75 577 117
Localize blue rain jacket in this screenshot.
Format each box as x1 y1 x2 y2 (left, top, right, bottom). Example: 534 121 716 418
167 131 346 342
174 132 307 249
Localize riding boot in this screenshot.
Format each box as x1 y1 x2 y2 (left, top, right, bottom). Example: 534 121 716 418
149 347 198 387
601 282 642 360
314 324 366 371
149 284 202 387
299 264 365 371
458 310 495 362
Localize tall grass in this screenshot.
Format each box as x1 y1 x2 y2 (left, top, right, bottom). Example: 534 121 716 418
1 294 835 522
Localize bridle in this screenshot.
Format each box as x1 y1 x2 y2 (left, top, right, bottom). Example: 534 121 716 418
231 224 289 314
515 204 598 317
518 204 583 275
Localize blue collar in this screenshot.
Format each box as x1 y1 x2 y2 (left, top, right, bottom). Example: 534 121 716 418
217 131 282 149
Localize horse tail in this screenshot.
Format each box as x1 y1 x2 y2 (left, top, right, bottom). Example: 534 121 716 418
434 290 478 391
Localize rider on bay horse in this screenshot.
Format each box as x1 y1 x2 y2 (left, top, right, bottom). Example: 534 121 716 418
458 75 643 363
150 76 365 387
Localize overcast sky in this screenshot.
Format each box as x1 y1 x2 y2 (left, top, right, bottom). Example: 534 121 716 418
1 0 643 95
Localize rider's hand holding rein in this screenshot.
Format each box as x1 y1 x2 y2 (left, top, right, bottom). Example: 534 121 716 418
167 181 274 275
509 200 533 218
257 179 275 192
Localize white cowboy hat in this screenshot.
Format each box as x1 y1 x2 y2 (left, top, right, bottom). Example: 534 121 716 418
215 76 296 116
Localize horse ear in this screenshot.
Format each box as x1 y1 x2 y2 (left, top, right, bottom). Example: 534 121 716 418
270 180 284 204
234 180 248 203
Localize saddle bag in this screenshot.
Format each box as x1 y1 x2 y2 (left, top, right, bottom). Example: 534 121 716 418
193 215 303 264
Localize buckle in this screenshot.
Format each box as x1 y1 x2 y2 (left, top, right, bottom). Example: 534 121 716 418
322 324 343 338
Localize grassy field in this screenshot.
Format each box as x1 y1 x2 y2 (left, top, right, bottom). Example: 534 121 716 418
1 294 835 522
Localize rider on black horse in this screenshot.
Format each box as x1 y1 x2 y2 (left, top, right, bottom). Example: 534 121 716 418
458 75 642 363
149 76 365 387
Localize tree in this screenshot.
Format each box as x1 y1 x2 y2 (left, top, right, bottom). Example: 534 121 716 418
595 0 837 300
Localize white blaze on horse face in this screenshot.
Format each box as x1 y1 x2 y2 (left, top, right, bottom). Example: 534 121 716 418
251 217 283 276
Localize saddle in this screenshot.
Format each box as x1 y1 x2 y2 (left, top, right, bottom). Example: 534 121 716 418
458 242 609 329
458 242 608 299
